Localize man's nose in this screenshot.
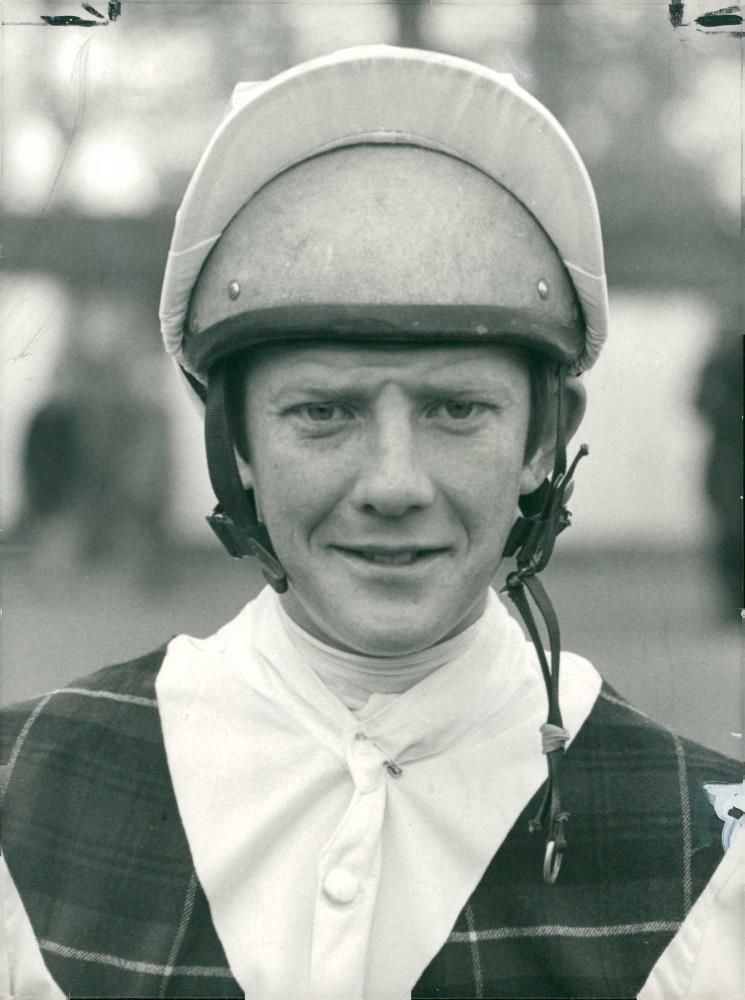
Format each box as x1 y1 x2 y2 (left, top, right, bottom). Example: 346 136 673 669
349 411 436 517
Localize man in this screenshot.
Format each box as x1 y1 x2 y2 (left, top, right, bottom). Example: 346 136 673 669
1 46 742 999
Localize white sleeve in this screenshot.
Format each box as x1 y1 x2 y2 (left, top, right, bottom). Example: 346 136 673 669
639 831 744 1000
0 853 65 1000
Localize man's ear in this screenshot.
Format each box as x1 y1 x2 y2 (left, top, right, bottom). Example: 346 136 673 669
235 449 254 490
235 449 266 520
235 450 267 523
519 376 587 496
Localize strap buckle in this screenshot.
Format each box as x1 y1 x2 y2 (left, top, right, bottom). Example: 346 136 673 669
206 506 252 558
503 444 588 580
543 837 563 884
539 810 569 884
207 505 288 592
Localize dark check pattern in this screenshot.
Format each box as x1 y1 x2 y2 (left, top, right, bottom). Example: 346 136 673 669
2 650 740 998
1 649 243 998
413 689 741 998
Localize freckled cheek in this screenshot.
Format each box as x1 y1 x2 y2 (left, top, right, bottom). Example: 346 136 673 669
441 450 525 547
257 451 351 553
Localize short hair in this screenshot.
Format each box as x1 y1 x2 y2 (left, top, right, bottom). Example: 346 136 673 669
523 350 559 463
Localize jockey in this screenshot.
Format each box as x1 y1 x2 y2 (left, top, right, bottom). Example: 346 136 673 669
2 46 741 1000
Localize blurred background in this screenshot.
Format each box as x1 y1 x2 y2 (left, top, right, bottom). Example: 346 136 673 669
1 1 742 756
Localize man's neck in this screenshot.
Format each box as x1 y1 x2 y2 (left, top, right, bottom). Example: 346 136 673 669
276 598 485 712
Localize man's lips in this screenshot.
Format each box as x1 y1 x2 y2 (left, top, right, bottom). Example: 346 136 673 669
330 545 450 566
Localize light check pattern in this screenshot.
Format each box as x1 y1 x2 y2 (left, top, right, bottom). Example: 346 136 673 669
2 651 739 998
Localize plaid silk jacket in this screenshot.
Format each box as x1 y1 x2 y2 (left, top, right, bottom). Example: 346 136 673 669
0 647 739 999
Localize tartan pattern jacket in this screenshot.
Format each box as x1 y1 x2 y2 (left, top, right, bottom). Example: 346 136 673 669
1 646 739 999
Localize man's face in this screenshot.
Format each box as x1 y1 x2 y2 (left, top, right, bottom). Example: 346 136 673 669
243 343 548 655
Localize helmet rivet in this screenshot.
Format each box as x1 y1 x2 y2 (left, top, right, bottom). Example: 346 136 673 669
537 279 550 299
228 280 241 301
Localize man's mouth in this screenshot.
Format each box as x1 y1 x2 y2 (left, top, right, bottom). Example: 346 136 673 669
332 546 447 566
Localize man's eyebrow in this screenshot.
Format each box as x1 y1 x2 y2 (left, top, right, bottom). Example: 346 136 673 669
267 373 520 400
266 369 359 391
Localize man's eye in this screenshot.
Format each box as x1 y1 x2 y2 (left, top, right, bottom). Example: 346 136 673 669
429 400 484 420
293 402 350 422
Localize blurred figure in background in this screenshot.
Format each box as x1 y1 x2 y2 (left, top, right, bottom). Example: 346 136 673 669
695 330 742 623
15 293 173 590
21 388 85 542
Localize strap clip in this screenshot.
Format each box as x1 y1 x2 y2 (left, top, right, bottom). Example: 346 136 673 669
206 506 252 558
542 811 570 884
503 444 588 581
206 505 288 592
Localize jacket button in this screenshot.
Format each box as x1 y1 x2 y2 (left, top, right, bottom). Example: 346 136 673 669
323 868 359 904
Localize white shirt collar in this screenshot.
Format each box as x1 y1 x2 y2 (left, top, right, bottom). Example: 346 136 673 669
249 588 542 767
276 596 483 711
156 586 601 998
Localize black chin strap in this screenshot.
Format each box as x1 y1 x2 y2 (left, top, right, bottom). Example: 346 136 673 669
203 365 288 593
501 373 588 884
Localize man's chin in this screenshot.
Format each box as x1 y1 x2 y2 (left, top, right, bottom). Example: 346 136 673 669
341 628 446 658
306 604 476 657
280 575 490 656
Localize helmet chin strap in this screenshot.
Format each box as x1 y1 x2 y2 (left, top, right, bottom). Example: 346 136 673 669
501 370 589 884
203 364 288 593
